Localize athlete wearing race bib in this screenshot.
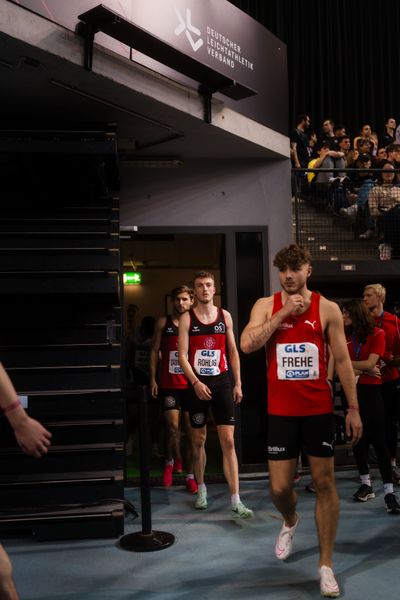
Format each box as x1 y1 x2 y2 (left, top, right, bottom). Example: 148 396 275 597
241 244 362 598
178 271 253 519
150 285 197 492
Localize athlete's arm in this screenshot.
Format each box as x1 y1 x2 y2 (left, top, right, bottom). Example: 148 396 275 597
323 299 362 445
149 317 166 398
223 310 242 405
240 293 306 354
178 312 211 400
0 363 52 457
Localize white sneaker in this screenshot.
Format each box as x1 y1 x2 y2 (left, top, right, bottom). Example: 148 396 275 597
319 565 340 597
339 204 358 217
274 513 299 560
195 488 207 510
231 501 254 519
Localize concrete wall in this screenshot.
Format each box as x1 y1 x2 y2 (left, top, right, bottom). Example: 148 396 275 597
120 157 292 292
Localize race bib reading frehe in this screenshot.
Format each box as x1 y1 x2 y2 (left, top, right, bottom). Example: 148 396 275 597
194 349 221 376
168 351 184 374
276 342 319 380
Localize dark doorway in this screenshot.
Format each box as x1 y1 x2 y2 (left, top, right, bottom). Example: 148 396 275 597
121 226 269 476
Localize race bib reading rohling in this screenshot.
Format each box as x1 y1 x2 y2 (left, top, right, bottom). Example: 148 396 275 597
194 349 221 376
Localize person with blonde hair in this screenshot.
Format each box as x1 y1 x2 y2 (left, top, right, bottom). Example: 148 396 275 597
363 284 400 482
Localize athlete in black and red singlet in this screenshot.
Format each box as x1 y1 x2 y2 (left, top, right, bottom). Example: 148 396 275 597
150 285 197 492
241 244 362 598
178 271 253 519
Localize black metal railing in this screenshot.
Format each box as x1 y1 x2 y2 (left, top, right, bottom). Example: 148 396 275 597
292 167 400 261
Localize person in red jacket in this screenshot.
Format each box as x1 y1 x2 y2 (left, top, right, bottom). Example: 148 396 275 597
240 244 362 598
341 298 400 513
363 284 400 483
149 285 197 492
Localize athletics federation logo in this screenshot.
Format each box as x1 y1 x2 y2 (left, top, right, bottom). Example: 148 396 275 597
204 337 216 349
174 7 204 52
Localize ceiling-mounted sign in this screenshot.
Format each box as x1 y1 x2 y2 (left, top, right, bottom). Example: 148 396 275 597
14 0 288 132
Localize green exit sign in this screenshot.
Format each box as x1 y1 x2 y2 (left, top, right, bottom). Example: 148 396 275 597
123 272 142 285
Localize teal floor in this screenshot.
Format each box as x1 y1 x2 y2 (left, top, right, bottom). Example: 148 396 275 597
125 426 223 481
5 469 400 599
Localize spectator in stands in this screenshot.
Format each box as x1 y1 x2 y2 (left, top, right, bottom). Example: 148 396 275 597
380 117 396 148
308 131 318 158
320 118 335 147
395 122 400 145
307 142 347 213
337 135 352 165
373 148 388 168
340 154 375 233
368 161 400 258
334 124 346 138
307 142 346 184
386 143 400 182
353 124 377 156
290 114 311 196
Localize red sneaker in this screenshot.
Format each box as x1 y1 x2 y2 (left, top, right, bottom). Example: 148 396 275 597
173 459 183 474
163 464 173 487
186 478 198 494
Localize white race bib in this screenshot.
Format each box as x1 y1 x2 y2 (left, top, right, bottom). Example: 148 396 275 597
168 351 184 374
276 342 319 380
194 349 221 376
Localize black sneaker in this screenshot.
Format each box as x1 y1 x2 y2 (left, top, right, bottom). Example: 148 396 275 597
353 484 375 502
384 493 400 514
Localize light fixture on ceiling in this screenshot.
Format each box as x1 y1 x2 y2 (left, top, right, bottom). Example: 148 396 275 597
119 156 183 168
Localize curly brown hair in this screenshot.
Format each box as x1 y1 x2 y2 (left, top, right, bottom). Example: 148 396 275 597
273 244 312 271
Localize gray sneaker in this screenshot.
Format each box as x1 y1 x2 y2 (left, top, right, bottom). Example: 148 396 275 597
195 488 207 510
231 501 254 519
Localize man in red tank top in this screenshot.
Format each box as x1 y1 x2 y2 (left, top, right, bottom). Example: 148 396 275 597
178 271 253 519
363 283 400 482
241 244 362 598
149 285 198 492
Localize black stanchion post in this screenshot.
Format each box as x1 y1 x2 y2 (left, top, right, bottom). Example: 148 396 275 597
119 385 175 552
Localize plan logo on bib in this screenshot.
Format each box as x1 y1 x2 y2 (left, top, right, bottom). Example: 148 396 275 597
174 8 203 52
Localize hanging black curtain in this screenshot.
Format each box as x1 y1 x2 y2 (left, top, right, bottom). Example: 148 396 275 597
230 0 400 139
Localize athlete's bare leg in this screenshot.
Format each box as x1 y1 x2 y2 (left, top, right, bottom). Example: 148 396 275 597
0 545 19 600
191 426 207 484
268 458 298 527
163 409 181 462
309 455 339 568
216 425 239 495
183 411 194 473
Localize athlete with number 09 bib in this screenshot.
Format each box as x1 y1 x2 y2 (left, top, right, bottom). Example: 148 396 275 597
178 271 253 519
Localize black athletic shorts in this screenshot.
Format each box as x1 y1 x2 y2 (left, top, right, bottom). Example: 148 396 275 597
187 372 236 429
267 413 335 460
160 388 190 412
